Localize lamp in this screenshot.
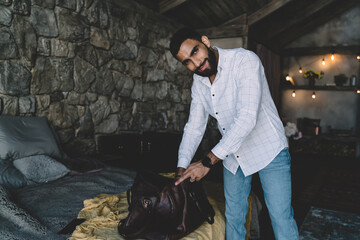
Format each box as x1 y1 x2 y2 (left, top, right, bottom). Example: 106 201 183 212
312 92 316 99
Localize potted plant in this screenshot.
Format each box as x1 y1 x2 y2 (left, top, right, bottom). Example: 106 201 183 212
303 70 324 86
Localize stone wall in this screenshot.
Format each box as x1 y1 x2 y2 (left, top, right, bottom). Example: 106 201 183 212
0 0 194 156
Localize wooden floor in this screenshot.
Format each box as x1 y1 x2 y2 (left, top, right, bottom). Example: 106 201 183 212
251 153 360 240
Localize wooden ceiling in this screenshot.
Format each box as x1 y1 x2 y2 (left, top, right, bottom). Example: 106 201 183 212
133 0 360 54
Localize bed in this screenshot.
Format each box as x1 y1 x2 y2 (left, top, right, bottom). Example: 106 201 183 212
0 116 228 240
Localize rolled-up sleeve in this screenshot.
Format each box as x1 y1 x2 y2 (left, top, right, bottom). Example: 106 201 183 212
211 52 263 159
178 82 209 169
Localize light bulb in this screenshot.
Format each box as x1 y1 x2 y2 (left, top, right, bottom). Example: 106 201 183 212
331 54 334 60
291 91 296 97
322 58 325 65
286 75 291 81
312 92 316 99
299 67 302 73
357 89 360 94
357 56 360 60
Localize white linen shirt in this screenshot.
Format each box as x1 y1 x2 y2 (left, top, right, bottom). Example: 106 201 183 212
177 47 288 176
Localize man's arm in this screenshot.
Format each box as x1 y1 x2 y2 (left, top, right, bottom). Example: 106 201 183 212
176 82 209 178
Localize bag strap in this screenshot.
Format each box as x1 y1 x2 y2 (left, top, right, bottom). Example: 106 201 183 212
126 189 132 207
189 184 215 224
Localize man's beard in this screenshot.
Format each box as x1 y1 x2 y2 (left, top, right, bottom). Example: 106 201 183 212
194 46 217 77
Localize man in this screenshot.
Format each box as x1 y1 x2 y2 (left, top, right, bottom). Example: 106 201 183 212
170 28 299 240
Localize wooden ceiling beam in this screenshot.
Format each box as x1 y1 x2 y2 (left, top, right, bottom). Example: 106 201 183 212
222 13 247 26
248 0 294 25
197 24 248 39
159 0 188 13
221 0 294 26
281 46 360 56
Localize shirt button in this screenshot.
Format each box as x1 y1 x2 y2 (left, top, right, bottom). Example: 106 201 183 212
212 94 215 96
223 128 225 130
215 112 218 114
226 155 228 157
236 156 239 158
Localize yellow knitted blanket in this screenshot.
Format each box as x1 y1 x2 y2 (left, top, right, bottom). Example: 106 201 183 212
70 182 226 240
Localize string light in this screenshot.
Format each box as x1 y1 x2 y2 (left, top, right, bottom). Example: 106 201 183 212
312 92 316 99
357 56 360 60
331 53 334 61
285 74 291 81
357 89 360 94
291 91 296 97
322 58 325 65
299 67 302 73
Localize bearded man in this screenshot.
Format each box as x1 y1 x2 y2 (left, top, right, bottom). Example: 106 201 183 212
170 28 299 240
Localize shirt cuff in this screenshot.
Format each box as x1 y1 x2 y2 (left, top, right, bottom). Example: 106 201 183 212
177 158 190 169
211 144 228 160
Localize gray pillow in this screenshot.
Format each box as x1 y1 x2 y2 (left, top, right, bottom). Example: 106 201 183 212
0 159 27 188
13 155 70 183
0 116 66 161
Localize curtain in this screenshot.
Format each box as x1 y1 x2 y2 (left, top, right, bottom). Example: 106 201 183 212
255 44 281 109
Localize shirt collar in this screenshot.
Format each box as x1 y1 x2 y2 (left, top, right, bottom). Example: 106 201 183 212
194 46 225 86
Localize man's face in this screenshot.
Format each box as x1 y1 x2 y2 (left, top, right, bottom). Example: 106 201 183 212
176 38 217 77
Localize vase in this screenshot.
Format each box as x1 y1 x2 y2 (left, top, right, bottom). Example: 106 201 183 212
308 78 315 87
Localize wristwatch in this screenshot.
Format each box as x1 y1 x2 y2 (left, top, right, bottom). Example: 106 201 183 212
201 156 214 169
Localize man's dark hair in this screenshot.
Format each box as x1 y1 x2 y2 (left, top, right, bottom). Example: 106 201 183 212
169 28 202 59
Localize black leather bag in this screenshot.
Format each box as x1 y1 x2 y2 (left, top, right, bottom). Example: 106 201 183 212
118 171 215 240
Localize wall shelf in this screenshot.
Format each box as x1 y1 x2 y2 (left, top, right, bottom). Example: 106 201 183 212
283 85 358 91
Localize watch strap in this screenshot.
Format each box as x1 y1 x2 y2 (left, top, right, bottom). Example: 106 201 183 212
201 156 213 169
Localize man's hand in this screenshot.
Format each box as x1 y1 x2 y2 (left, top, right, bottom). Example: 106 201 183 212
175 167 185 181
174 161 210 186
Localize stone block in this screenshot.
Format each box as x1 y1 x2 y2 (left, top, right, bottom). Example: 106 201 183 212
10 15 37 66
0 6 12 26
57 7 89 42
19 95 35 113
91 67 114 96
32 57 74 94
130 79 143 101
37 37 51 56
74 56 96 93
90 26 110 50
146 69 165 82
29 6 58 37
13 0 31 16
111 41 135 60
0 94 18 115
0 28 18 59
96 114 119 134
48 101 78 128
156 81 168 100
0 61 31 95
35 95 50 110
89 96 110 125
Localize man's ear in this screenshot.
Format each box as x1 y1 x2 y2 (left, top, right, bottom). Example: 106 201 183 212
201 36 211 48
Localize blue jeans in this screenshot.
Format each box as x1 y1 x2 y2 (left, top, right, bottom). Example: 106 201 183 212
223 148 299 240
